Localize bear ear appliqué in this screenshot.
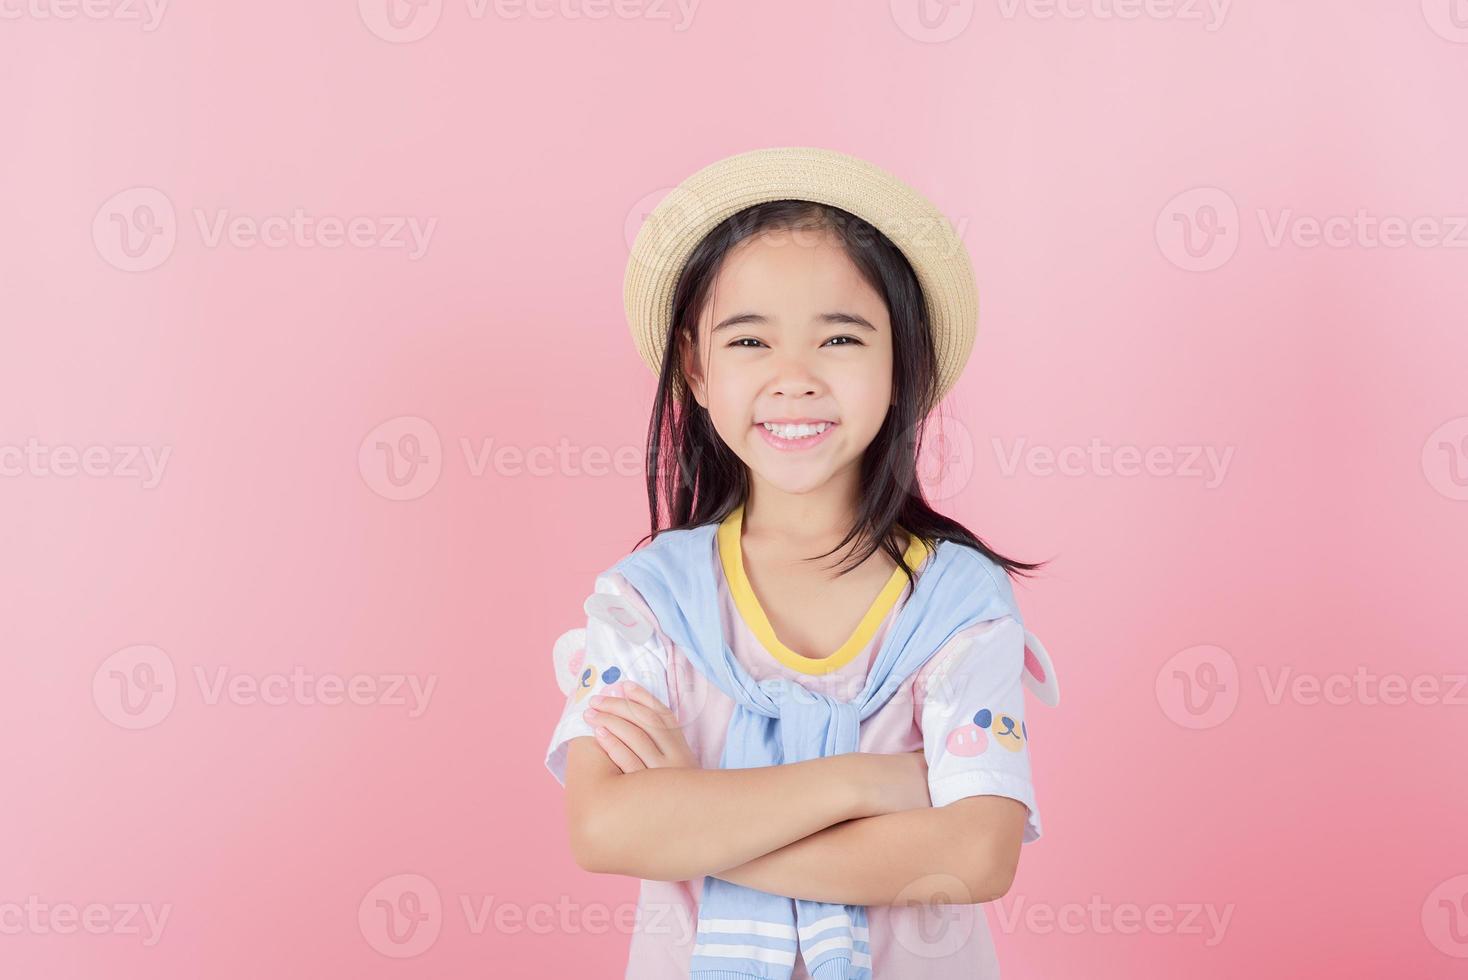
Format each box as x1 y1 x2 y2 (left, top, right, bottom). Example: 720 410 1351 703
584 592 654 646
1022 629 1061 707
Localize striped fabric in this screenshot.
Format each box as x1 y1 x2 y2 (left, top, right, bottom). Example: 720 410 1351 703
611 519 1019 980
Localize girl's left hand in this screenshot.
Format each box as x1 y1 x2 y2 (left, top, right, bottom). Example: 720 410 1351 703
582 681 700 772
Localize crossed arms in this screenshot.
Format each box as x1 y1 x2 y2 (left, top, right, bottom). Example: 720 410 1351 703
561 682 1026 907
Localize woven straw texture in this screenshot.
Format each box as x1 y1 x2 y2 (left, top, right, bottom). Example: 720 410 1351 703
622 146 977 409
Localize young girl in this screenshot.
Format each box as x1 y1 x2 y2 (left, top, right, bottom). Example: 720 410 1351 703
544 147 1051 980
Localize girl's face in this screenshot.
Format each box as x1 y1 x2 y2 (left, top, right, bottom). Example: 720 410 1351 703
682 223 894 498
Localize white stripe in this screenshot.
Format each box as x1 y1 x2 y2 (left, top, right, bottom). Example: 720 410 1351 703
804 946 873 971
802 936 855 962
697 918 798 940
796 920 870 942
692 942 797 966
797 914 853 940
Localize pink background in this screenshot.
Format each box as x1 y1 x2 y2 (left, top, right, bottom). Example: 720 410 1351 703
2 0 1466 977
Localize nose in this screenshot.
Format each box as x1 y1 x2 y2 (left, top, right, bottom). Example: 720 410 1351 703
766 348 825 399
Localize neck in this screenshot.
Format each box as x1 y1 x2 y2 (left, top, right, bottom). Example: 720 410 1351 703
741 470 866 555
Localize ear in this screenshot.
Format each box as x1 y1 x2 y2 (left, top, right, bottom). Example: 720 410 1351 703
584 592 654 645
1021 629 1061 707
679 327 708 408
552 628 587 696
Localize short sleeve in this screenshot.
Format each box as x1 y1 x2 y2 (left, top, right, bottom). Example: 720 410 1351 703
918 615 1042 843
543 572 673 787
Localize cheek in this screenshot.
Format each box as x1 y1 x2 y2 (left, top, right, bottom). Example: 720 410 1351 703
832 367 893 434
702 364 761 430
705 389 751 444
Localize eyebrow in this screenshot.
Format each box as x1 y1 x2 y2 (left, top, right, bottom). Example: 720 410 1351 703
711 312 878 333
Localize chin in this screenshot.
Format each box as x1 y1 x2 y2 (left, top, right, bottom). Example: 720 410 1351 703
747 466 839 497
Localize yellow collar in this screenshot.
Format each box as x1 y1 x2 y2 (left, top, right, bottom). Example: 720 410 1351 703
716 503 931 675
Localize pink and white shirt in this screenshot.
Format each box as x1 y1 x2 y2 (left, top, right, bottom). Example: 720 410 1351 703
546 515 1042 979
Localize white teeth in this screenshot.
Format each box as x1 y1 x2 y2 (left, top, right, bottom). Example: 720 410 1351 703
762 422 831 439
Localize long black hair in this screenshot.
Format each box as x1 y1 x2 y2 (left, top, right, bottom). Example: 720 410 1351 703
632 199 1046 587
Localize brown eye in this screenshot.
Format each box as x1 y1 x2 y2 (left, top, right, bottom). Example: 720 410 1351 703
729 337 765 348
823 335 862 347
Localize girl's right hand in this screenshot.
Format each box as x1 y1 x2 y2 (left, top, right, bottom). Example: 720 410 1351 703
862 749 932 815
582 681 700 773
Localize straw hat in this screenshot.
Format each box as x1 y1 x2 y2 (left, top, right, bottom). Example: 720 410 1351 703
622 146 978 410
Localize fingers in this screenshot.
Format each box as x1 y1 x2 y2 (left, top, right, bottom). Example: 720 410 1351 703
584 696 664 765
591 727 645 773
617 682 679 731
613 683 694 763
588 683 672 738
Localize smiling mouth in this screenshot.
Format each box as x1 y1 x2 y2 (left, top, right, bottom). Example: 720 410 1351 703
754 420 838 452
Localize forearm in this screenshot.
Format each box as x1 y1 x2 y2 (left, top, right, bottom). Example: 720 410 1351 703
710 799 1018 906
576 740 878 880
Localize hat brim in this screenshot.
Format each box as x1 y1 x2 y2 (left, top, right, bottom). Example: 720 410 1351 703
623 146 977 410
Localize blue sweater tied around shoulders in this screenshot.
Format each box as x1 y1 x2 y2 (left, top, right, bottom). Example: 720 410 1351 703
611 517 1018 980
